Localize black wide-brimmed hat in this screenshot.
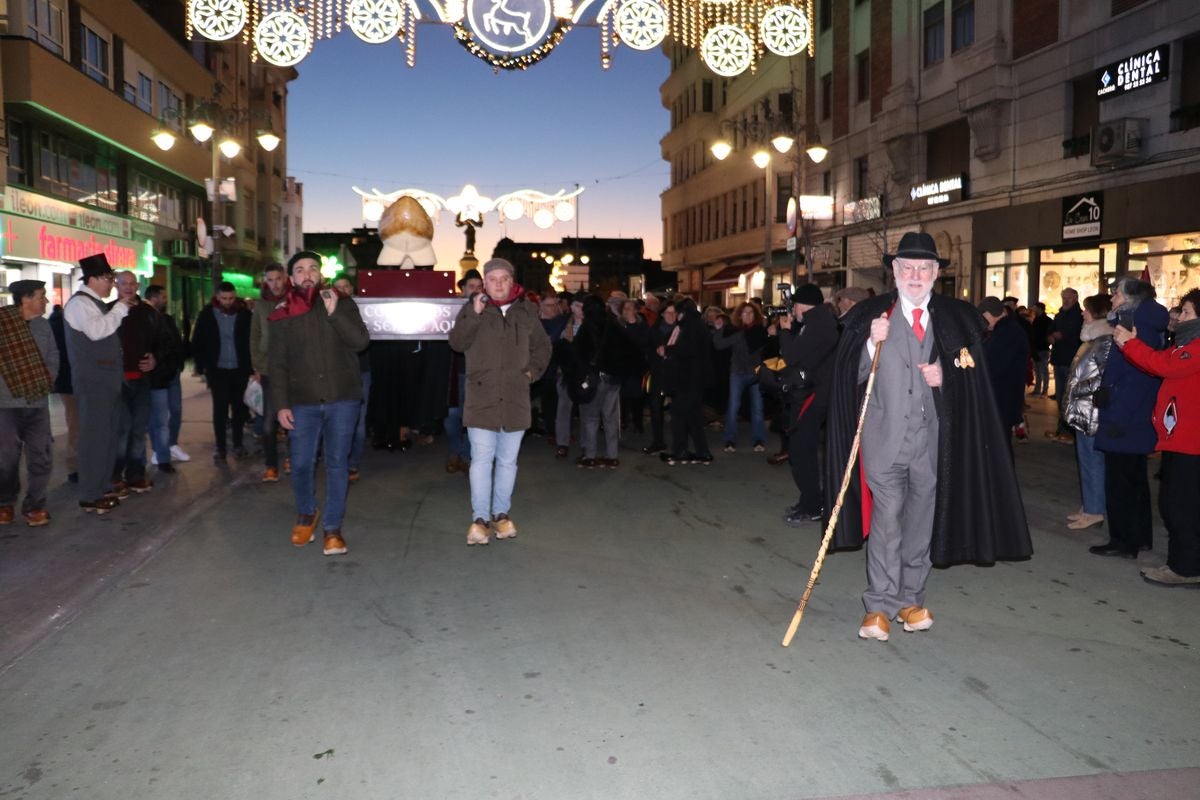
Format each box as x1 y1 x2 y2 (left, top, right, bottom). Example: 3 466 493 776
884 231 950 269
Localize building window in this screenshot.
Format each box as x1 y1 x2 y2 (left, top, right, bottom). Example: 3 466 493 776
1172 34 1200 132
701 80 713 113
951 0 974 52
6 119 28 185
821 73 832 120
80 25 110 86
775 172 791 223
822 170 832 196
856 50 870 103
925 118 970 178
36 130 118 210
819 0 831 31
924 2 945 67
854 156 870 199
1064 74 1098 158
26 0 64 56
159 82 183 130
778 91 794 128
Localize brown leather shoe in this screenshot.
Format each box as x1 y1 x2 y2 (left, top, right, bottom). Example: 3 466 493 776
322 530 348 556
858 612 891 641
348 468 361 483
22 509 50 527
0 506 12 525
896 606 934 632
466 519 490 545
127 479 153 494
80 497 119 514
291 508 321 546
767 451 789 465
262 467 279 483
106 484 130 499
493 514 517 540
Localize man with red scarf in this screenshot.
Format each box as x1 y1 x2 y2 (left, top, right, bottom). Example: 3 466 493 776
192 281 253 461
270 251 369 556
448 258 551 545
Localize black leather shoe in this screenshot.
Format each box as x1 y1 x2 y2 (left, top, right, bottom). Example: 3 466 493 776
1089 542 1136 558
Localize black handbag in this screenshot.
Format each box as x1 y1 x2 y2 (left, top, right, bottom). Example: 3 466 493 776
567 365 600 404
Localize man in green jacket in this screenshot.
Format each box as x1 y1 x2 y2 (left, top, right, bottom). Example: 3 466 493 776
448 258 551 546
269 250 370 556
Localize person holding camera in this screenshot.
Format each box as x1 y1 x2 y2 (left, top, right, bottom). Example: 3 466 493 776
269 250 370 556
774 284 839 526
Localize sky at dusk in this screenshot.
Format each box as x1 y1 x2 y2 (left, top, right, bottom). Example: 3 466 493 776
286 26 671 269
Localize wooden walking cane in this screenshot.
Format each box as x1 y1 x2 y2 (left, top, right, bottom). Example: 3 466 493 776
781 340 884 647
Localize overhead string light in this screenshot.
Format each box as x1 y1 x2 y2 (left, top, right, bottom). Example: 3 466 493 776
600 6 610 69
405 0 416 66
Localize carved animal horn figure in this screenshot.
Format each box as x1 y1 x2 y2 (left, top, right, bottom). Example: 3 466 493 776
377 196 437 269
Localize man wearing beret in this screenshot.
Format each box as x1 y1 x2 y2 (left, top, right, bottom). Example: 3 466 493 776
825 233 1032 641
64 254 137 514
448 258 551 545
0 280 59 526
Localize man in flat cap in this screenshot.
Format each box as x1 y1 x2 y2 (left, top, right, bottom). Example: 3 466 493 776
448 258 550 545
825 232 1032 642
64 253 136 514
0 279 58 526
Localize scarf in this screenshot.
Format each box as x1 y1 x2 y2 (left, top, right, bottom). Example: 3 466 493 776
268 285 318 322
1174 318 1200 347
0 305 53 402
1080 318 1111 343
487 282 525 308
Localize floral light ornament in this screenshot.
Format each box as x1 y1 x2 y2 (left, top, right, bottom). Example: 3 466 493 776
347 0 404 43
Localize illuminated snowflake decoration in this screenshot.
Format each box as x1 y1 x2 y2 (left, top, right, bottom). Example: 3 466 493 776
189 0 247 41
254 11 313 67
701 24 752 76
759 5 810 57
348 0 403 44
615 0 667 51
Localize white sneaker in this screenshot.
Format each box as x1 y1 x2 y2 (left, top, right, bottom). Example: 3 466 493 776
150 452 158 465
170 445 191 462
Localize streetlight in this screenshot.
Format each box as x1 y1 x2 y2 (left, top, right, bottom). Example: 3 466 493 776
151 86 282 292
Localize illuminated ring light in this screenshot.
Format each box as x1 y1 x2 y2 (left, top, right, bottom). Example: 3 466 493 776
760 5 810 57
533 208 555 228
189 0 247 41
615 0 667 51
347 0 404 43
502 198 525 220
554 200 575 221
254 11 313 67
701 24 753 77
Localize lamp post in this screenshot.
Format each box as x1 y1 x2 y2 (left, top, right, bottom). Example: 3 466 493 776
151 84 281 293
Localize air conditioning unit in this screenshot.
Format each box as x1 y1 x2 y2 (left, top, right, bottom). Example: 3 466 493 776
170 239 193 257
1091 118 1145 166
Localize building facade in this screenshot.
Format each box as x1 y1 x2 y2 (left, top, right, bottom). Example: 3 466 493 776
0 0 299 325
661 0 1200 313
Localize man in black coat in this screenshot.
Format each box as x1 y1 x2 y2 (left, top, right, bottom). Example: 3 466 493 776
825 233 1032 642
1050 288 1084 438
776 284 839 525
191 281 253 460
979 296 1030 456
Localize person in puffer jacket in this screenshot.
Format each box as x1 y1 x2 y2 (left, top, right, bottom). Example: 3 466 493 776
1063 294 1113 531
1114 288 1200 587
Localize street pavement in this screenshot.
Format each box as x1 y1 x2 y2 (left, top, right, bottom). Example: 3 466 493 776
1 378 1197 800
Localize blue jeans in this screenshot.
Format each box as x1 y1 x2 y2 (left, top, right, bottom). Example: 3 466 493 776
444 374 470 461
467 427 525 522
724 372 765 445
1032 352 1050 394
149 375 182 464
114 377 151 481
349 371 371 470
289 400 359 531
1075 433 1106 515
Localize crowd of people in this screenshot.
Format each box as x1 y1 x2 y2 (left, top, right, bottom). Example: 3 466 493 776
2 235 1196 623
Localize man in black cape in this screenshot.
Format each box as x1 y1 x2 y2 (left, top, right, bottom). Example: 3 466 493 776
825 232 1032 642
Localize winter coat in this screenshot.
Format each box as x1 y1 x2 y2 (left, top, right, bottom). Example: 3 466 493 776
193 302 252 375
267 295 370 410
448 297 551 432
712 323 768 375
778 303 839 414
149 313 187 390
1064 319 1113 437
1096 299 1169 455
667 308 713 394
1122 335 1200 455
982 313 1031 428
1050 303 1084 366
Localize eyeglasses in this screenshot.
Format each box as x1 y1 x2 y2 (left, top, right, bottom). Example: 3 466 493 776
896 263 936 277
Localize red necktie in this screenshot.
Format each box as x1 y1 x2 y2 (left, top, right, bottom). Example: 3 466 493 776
912 308 925 342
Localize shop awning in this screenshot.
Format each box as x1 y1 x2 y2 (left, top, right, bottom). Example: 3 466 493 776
702 263 757 289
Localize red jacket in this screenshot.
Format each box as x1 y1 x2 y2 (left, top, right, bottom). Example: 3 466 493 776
1122 337 1200 455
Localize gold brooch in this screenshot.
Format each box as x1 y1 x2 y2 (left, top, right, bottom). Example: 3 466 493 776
954 347 976 369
